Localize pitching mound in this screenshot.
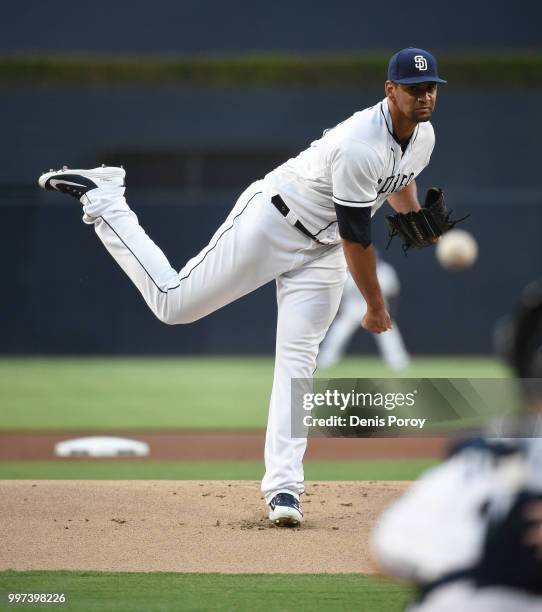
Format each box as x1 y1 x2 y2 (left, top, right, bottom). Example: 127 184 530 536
0 480 410 574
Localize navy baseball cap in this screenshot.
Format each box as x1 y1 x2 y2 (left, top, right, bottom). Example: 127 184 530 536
388 47 447 84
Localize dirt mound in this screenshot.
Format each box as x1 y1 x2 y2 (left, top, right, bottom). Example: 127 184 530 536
0 480 410 573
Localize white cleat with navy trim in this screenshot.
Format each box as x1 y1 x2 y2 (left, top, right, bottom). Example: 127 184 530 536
268 493 303 527
38 165 125 201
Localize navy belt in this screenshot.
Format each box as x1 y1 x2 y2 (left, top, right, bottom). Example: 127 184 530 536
271 194 324 244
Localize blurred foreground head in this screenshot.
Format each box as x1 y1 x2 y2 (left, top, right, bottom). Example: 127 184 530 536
497 279 542 411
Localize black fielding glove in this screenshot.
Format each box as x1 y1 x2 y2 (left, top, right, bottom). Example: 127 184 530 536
385 188 469 253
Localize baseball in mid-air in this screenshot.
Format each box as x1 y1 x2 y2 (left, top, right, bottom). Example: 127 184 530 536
436 229 478 269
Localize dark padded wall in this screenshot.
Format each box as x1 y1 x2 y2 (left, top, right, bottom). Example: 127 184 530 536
2 0 541 53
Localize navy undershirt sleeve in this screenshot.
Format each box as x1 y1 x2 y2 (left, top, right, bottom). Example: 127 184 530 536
334 203 372 248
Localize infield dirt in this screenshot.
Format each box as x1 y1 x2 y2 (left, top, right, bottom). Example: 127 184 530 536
0 431 446 460
0 480 409 573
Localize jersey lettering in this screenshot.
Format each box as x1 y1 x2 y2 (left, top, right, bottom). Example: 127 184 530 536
377 172 415 196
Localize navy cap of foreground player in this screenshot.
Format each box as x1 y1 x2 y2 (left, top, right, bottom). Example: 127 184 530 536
388 47 447 84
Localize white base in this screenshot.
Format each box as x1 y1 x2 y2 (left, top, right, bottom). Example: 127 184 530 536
54 436 149 458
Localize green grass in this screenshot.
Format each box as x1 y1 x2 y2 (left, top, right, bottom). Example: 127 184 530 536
0 571 412 611
318 356 509 379
0 357 272 431
0 357 510 431
0 459 435 481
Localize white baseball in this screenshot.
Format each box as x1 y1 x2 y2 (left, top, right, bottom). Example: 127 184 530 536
436 229 478 269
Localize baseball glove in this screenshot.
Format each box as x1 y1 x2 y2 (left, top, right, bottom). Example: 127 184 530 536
385 187 468 253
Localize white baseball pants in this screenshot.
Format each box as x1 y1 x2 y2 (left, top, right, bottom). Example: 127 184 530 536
81 179 346 501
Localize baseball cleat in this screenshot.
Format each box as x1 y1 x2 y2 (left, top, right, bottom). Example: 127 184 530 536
268 493 303 527
38 165 125 201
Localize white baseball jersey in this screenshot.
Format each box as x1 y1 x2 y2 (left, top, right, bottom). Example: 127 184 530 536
264 98 435 243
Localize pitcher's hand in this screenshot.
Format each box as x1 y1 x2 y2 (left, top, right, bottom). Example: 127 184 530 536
362 306 392 334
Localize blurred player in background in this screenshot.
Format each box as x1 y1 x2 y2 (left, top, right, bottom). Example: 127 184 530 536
317 257 410 370
371 281 542 611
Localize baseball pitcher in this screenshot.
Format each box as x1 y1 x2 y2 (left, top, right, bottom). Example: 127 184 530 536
39 47 450 526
